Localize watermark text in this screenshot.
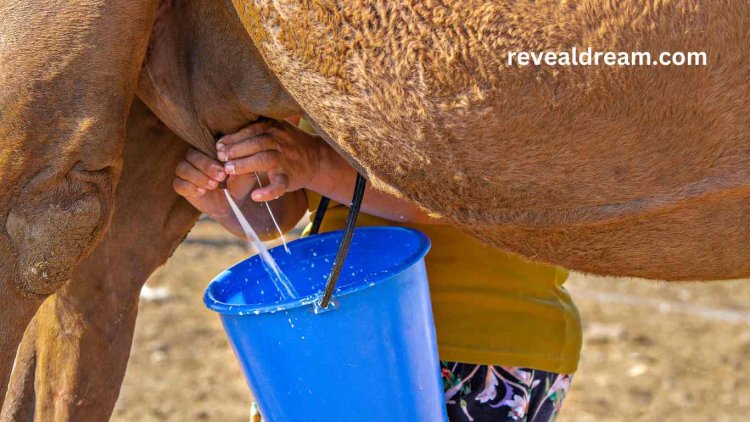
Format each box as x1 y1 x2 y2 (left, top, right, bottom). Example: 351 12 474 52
507 48 707 67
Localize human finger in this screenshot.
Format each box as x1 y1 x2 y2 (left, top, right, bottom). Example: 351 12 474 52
224 151 282 175
185 148 226 181
216 120 274 147
217 134 280 162
175 161 218 189
251 172 289 201
173 177 206 197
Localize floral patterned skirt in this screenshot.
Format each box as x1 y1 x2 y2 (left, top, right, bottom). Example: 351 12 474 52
442 362 573 422
250 362 573 422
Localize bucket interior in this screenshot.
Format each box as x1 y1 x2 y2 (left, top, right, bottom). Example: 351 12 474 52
204 227 430 315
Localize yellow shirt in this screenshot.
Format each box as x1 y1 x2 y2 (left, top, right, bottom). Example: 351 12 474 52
303 191 582 373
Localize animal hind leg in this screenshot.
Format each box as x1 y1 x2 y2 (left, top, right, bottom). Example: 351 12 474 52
1 100 200 421
0 0 161 406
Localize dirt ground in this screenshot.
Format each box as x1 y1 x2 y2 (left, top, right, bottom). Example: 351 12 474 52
113 219 750 421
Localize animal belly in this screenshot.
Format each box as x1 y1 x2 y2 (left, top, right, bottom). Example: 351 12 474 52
230 0 750 280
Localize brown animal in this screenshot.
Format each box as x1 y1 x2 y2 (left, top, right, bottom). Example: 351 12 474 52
0 0 748 419
2 99 199 421
1 0 297 418
232 0 750 281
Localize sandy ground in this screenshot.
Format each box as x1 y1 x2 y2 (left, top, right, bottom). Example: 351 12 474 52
113 219 750 421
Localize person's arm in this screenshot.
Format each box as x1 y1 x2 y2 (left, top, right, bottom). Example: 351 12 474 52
308 143 440 224
216 119 443 225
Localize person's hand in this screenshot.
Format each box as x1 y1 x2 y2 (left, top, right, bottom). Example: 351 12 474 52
216 119 323 202
173 148 257 218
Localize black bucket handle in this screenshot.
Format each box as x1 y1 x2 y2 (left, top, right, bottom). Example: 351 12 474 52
317 173 367 309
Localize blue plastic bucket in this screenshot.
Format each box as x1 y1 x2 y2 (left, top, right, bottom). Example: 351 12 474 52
204 227 447 421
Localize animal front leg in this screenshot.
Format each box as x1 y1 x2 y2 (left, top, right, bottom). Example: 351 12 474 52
0 0 161 403
1 100 200 421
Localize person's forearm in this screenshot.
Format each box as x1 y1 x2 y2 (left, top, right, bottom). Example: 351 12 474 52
307 141 442 225
216 189 308 241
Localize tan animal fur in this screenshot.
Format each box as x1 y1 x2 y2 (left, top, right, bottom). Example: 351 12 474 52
1 100 199 421
1 0 749 419
2 1 299 417
230 0 750 280
0 0 161 404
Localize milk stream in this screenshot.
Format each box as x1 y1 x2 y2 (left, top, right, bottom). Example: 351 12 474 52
222 189 299 300
254 172 290 253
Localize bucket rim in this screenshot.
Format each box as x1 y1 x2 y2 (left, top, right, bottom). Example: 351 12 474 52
203 226 430 315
